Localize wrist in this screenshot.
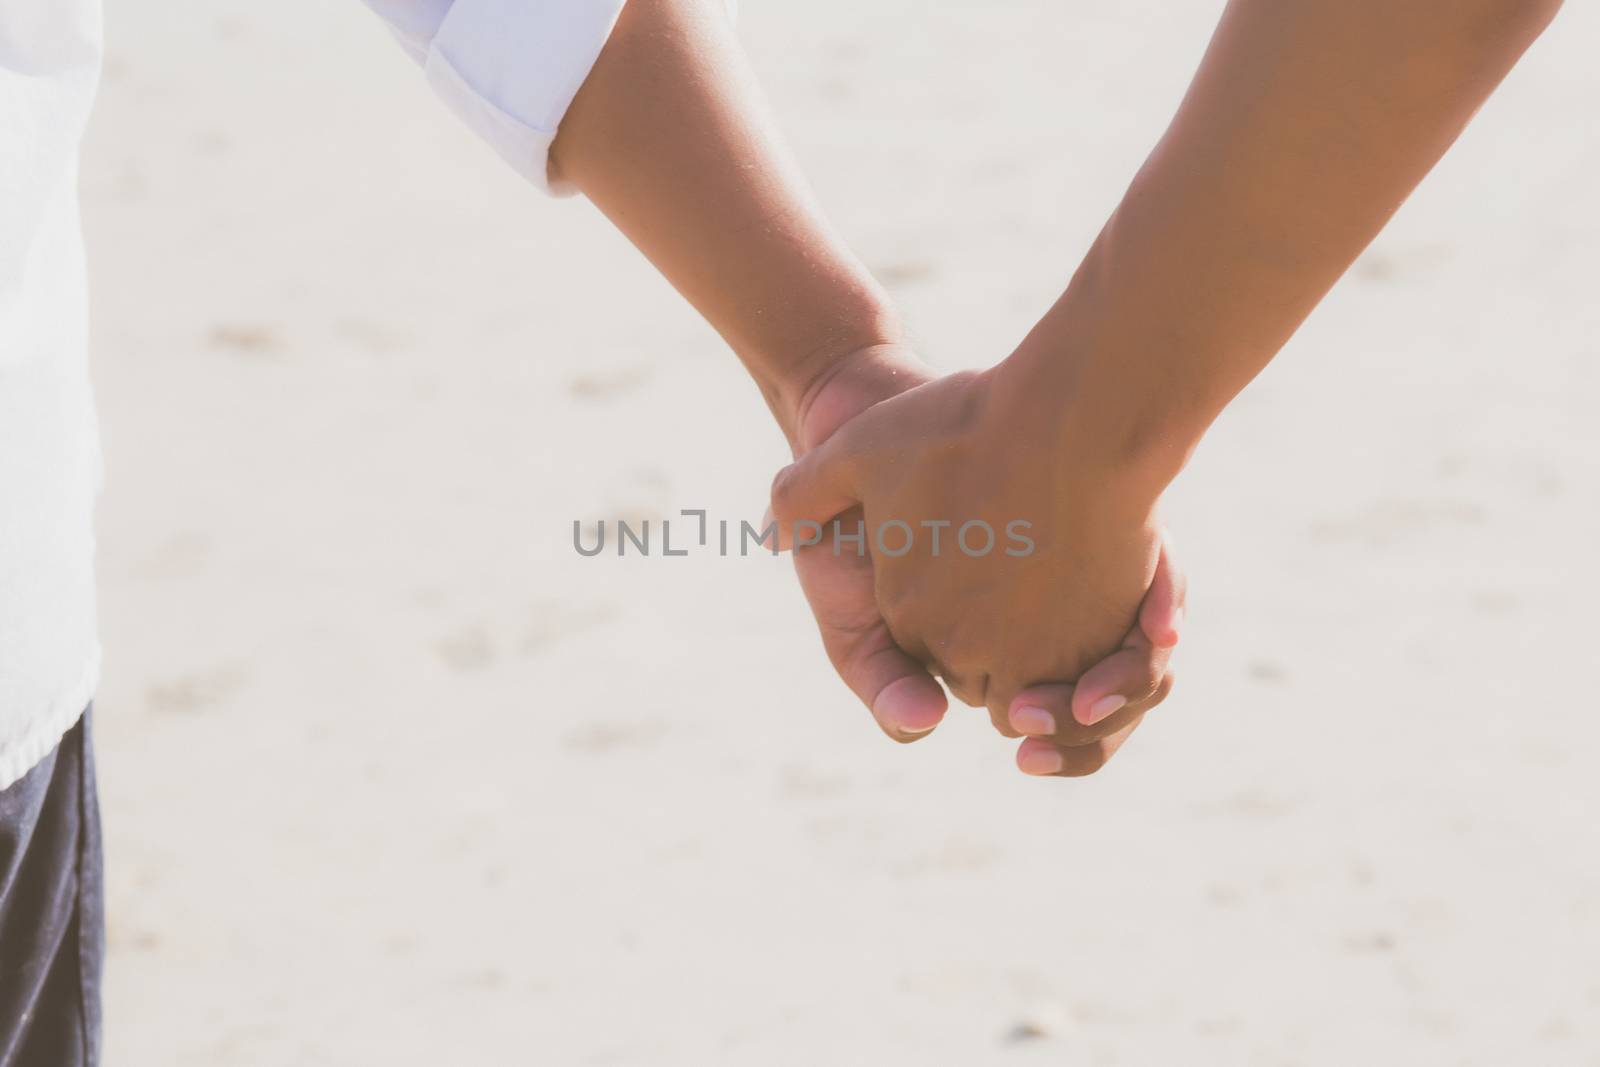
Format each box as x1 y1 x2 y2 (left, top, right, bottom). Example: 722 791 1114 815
989 349 1199 504
751 299 916 451
987 245 1208 499
790 340 943 456
768 329 896 424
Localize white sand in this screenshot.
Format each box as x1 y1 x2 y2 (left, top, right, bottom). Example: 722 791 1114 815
83 1 1600 1063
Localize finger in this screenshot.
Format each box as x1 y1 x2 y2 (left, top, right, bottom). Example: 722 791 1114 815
987 696 1031 740
933 662 990 713
1006 683 1072 740
832 623 949 742
1068 636 1169 729
1138 528 1187 650
1043 527 1182 730
792 512 948 743
1007 671 1174 745
1014 714 1145 778
873 671 949 741
769 431 863 551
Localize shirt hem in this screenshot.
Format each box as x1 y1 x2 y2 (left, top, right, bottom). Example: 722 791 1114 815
0 647 100 791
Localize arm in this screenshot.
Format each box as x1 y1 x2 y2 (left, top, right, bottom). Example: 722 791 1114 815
363 0 1187 751
993 0 1565 488
770 0 1559 774
552 0 1185 744
361 0 897 441
548 0 901 444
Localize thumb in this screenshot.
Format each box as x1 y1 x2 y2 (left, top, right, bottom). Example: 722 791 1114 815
1137 527 1186 650
791 509 947 742
843 624 950 742
1059 529 1183 731
768 429 863 551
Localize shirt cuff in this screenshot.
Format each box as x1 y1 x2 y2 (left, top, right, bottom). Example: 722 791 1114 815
423 0 630 196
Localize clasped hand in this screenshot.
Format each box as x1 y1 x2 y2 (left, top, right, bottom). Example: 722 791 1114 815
771 346 1184 777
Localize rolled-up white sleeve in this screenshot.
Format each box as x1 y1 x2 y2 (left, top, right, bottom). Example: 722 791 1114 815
361 0 630 195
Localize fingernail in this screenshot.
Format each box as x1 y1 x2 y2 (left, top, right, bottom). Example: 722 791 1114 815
875 676 945 738
1017 745 1064 777
1082 694 1127 726
1009 705 1056 736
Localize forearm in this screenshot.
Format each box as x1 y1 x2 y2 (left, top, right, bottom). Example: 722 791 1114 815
996 0 1562 490
549 0 899 442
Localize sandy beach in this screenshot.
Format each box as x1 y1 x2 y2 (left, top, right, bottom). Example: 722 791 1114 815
82 1 1600 1062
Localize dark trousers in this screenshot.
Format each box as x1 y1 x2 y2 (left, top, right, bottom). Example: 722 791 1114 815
0 711 102 1067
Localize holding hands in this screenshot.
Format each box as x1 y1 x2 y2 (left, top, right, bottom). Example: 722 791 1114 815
773 344 1185 777
552 0 1557 780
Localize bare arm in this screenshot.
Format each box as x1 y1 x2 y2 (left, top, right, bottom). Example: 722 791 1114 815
546 0 1185 753
993 0 1564 487
548 0 901 444
767 0 1559 772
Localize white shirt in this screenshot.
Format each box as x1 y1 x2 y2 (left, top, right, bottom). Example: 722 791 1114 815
0 0 631 787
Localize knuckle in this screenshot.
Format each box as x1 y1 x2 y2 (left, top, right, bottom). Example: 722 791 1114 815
1050 720 1099 746
1129 671 1177 714
940 667 984 708
1131 658 1164 701
930 625 992 681
987 705 1023 739
768 466 796 517
1018 685 1072 719
1061 746 1112 778
879 605 918 653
